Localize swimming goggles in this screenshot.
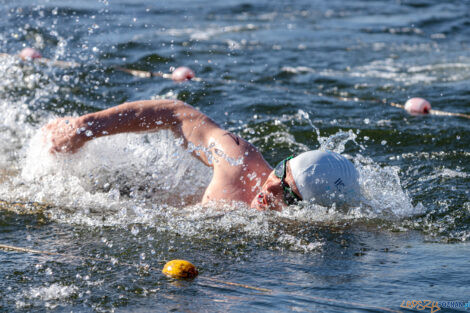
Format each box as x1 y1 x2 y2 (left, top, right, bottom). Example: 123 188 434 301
274 156 302 205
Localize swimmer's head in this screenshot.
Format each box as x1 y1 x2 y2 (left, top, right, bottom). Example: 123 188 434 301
251 150 360 211
289 150 360 207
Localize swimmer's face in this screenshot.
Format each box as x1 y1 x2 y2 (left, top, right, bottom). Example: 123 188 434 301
250 171 285 211
250 162 300 211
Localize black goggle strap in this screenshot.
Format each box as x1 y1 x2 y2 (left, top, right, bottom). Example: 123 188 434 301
275 156 302 205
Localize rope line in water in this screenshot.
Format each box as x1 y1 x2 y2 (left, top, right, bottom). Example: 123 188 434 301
3 49 469 119
0 243 270 293
0 243 406 312
34 57 79 68
0 201 271 294
199 277 271 292
390 102 470 119
114 63 470 119
113 66 203 82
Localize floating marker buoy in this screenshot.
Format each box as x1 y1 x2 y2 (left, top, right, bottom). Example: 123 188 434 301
19 47 42 61
171 66 195 82
404 97 431 114
162 259 198 279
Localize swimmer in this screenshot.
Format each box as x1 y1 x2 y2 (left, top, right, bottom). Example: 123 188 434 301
43 100 360 210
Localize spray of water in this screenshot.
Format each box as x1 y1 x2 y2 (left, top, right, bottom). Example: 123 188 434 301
0 53 426 253
296 109 423 220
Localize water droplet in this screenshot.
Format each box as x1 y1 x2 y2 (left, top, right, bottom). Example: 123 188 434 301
131 226 139 236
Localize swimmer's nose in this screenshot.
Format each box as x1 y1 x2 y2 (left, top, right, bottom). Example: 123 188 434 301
258 192 268 205
251 192 267 210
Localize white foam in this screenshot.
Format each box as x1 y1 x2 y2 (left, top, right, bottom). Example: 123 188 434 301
154 24 258 41
12 128 212 212
281 66 315 74
355 154 424 218
16 283 78 309
419 168 468 182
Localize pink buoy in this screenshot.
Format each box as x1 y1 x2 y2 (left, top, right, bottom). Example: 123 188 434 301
19 47 42 61
171 66 195 82
404 97 431 114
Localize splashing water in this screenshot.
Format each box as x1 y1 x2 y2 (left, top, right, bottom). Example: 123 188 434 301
0 101 422 231
14 129 211 211
0 110 420 254
0 49 424 254
296 109 422 220
16 283 78 310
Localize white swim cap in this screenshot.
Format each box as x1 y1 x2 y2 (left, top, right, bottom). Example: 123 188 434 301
289 150 359 207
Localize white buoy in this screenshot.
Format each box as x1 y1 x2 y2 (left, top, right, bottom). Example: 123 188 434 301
404 97 431 114
171 66 195 82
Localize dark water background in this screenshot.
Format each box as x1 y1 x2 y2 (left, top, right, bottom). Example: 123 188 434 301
0 0 469 312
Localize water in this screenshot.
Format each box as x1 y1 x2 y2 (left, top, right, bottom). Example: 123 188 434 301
0 0 469 311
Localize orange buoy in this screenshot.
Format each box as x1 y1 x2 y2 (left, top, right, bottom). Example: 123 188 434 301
162 259 198 279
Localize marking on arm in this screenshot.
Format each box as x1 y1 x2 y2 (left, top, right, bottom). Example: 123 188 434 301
223 132 240 145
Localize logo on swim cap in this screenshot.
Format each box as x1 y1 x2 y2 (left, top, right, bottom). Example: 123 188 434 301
289 150 360 207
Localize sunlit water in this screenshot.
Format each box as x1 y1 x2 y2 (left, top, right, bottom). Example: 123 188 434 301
0 0 469 312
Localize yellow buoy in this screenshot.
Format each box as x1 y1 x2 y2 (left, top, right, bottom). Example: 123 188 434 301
162 259 198 279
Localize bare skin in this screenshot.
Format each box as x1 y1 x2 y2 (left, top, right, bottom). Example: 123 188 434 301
42 100 301 210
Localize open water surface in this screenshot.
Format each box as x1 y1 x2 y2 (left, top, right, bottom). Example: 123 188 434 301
0 0 469 312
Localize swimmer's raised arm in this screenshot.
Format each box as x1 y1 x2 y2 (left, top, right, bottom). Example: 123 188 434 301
42 100 359 210
43 100 222 166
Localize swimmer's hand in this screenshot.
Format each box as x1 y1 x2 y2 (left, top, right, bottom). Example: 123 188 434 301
42 117 88 154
